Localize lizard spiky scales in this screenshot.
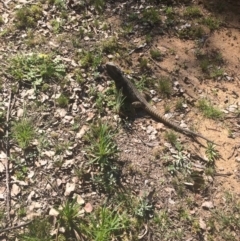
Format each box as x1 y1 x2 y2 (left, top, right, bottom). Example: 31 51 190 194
106 62 217 145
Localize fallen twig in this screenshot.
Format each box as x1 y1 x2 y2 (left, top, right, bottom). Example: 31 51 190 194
5 91 12 222
0 221 32 233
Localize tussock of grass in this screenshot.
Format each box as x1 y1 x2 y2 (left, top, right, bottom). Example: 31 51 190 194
197 99 223 119
11 118 35 149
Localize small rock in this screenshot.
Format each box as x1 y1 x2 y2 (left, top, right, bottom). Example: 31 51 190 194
49 208 59 217
199 217 206 230
56 108 67 117
202 201 214 209
150 90 156 95
74 194 85 205
11 184 21 196
84 202 93 213
64 182 76 196
235 157 240 162
57 179 62 187
17 109 24 117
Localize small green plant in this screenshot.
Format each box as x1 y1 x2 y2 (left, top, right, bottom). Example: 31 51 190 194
91 0 106 12
128 12 139 22
197 52 224 78
205 142 220 163
184 6 202 18
58 198 81 237
96 93 106 114
17 206 27 218
15 5 43 29
18 218 52 241
200 58 209 72
202 17 220 31
113 89 126 114
56 94 69 107
0 16 4 25
165 6 174 18
86 123 118 165
145 34 152 43
122 23 133 35
11 118 35 149
15 164 28 180
80 51 102 69
150 49 162 61
205 166 215 176
50 19 64 33
210 67 224 78
179 25 205 39
142 8 161 25
51 0 67 9
85 122 119 192
164 131 177 145
82 206 129 241
153 209 170 232
101 37 119 54
208 193 240 241
175 98 185 111
139 58 149 70
135 195 153 218
164 104 171 113
197 99 223 119
157 76 172 97
55 140 72 155
8 54 66 89
168 149 191 175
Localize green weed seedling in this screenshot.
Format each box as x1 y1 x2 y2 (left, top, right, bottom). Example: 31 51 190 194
150 49 162 61
11 118 35 150
153 209 170 233
184 6 202 19
168 149 191 175
92 0 106 12
50 19 64 33
164 131 177 146
145 34 153 43
202 17 220 31
205 142 220 164
82 206 129 241
8 54 66 90
101 37 119 54
165 6 174 18
50 0 67 9
15 5 43 29
139 58 149 70
80 50 102 69
135 195 153 219
175 98 185 112
56 94 69 107
207 193 240 241
197 99 223 119
85 122 119 192
0 16 4 25
142 8 161 25
179 25 205 40
58 198 81 237
17 206 27 218
157 76 172 98
18 218 52 241
113 89 126 114
15 164 28 180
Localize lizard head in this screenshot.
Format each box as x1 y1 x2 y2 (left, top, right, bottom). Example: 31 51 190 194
106 62 126 89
